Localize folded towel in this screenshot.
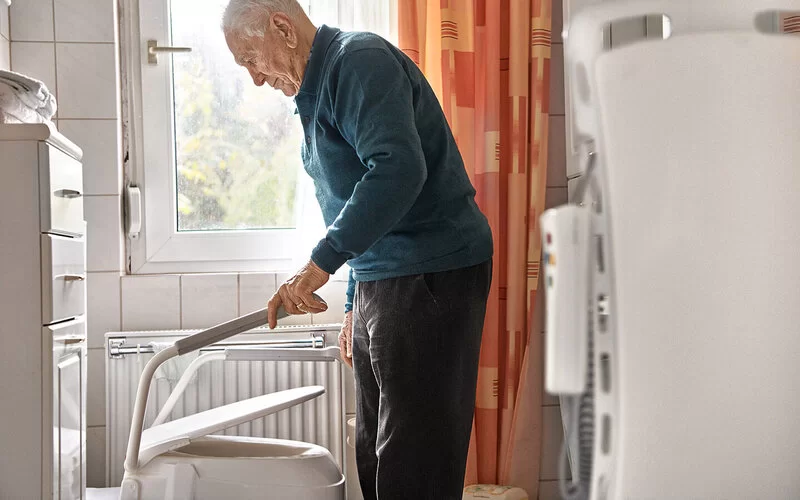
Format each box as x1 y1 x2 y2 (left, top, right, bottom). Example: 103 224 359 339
0 86 49 124
0 110 23 124
0 70 57 119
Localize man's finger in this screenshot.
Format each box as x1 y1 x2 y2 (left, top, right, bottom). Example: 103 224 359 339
306 290 328 311
297 289 327 313
338 333 348 365
267 294 281 329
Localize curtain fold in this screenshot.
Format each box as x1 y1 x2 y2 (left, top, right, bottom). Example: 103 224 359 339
398 0 552 496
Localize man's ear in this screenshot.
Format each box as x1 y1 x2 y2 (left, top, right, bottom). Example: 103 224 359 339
271 12 298 49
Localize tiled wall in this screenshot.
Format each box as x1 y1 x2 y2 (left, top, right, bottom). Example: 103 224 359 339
9 0 123 488
538 0 570 497
0 4 8 70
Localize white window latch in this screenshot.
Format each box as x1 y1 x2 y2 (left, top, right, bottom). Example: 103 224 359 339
126 186 142 239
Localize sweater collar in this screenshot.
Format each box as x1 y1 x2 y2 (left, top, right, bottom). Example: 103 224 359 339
298 25 340 96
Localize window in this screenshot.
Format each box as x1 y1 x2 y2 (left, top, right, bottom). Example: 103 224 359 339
124 0 397 273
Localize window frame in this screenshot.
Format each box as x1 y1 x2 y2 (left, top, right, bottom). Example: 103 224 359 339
123 0 310 274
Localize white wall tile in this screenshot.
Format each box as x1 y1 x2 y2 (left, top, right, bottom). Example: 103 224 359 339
552 0 563 44
280 310 315 325
121 275 181 331
59 119 120 195
547 115 568 188
10 42 57 98
56 43 117 119
312 279 348 325
1 5 9 40
275 272 292 289
86 271 121 349
238 273 277 315
87 348 105 427
9 0 54 41
181 274 238 329
545 187 568 210
0 37 8 71
540 405 566 480
84 195 123 272
87 426 106 488
549 44 565 116
538 480 561 500
54 0 114 43
567 176 580 202
543 392 560 407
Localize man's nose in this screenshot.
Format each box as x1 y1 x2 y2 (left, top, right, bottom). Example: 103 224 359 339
248 67 264 86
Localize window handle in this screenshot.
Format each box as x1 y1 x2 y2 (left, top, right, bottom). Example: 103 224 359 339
147 40 192 65
54 274 86 282
54 189 82 199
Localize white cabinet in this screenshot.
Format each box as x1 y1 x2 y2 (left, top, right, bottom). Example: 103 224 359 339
0 123 86 499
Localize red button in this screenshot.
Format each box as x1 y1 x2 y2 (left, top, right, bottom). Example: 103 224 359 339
546 233 552 244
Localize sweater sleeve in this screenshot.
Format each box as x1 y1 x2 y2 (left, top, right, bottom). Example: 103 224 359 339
309 48 427 274
344 268 355 313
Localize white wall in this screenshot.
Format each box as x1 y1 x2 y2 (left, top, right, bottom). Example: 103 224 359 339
0 4 9 70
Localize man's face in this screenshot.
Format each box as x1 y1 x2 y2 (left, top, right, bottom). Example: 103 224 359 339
225 18 302 97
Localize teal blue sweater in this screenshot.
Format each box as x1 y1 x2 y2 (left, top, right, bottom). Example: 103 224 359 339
295 26 493 311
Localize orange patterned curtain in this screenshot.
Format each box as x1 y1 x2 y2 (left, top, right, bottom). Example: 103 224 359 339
784 13 800 33
398 0 552 495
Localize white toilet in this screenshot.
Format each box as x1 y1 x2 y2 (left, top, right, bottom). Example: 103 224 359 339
119 386 345 500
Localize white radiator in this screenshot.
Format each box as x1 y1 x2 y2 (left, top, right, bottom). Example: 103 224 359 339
104 325 345 487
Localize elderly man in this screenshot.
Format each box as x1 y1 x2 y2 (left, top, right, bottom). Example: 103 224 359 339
223 1 493 498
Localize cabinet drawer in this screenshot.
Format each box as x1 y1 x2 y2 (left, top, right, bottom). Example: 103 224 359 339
40 144 84 236
45 317 86 500
41 234 86 325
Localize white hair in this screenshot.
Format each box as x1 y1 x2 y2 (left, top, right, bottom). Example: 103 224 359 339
222 0 303 38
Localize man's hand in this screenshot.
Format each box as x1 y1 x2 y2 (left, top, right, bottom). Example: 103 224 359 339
268 260 330 328
338 311 353 368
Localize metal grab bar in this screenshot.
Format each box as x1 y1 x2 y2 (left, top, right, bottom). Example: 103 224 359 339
108 336 325 358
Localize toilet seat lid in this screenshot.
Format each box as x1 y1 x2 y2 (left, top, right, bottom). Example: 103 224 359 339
137 385 325 468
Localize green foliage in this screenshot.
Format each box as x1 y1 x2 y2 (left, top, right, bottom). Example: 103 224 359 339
173 43 301 231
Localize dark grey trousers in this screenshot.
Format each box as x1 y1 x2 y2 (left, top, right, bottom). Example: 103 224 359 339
352 260 492 499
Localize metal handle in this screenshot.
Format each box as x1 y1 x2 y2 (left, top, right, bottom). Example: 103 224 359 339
173 293 325 356
54 274 85 282
108 336 325 358
225 346 341 362
54 189 82 199
147 40 192 65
